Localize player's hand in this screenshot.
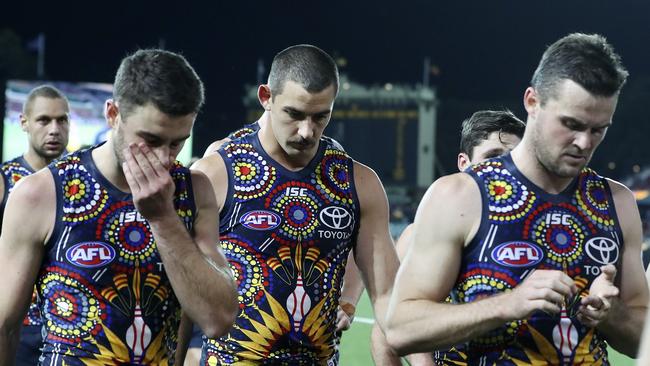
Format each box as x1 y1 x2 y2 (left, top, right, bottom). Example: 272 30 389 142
122 143 175 219
335 302 356 332
576 265 618 328
503 269 577 320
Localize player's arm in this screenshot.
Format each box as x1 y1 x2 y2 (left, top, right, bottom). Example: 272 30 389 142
370 222 435 366
175 312 192 365
0 174 6 207
395 224 413 259
123 143 237 339
351 162 400 333
336 252 364 331
638 297 650 364
385 173 576 355
0 170 54 364
593 180 649 356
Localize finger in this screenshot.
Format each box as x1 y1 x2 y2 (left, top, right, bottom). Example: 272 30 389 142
339 319 351 331
577 295 610 324
599 264 617 282
124 144 149 187
122 158 141 193
540 276 576 298
576 312 599 328
530 270 577 297
335 308 345 331
598 295 611 311
131 143 157 180
598 286 619 299
536 287 565 306
556 272 579 296
138 142 169 177
576 306 606 323
580 295 605 310
532 299 562 315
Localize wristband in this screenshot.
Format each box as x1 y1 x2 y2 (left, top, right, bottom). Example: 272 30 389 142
340 301 356 318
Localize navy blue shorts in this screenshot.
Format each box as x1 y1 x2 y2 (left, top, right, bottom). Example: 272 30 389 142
15 324 42 366
189 323 203 348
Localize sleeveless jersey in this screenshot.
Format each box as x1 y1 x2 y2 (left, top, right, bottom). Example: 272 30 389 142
438 154 623 365
37 146 196 365
202 132 360 365
1 155 35 226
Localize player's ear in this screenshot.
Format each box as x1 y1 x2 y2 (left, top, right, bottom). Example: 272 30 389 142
19 114 28 131
458 152 471 171
258 85 272 111
105 99 119 128
524 87 539 119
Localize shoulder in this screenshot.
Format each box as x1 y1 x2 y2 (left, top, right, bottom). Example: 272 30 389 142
418 173 481 220
352 162 389 216
605 177 640 226
2 168 56 243
427 172 479 200
191 153 227 181
606 177 634 198
413 173 482 244
202 138 231 158
605 177 637 210
10 168 56 203
353 161 383 193
190 153 228 210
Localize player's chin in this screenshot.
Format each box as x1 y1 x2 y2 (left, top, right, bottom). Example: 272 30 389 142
42 148 65 157
556 164 584 178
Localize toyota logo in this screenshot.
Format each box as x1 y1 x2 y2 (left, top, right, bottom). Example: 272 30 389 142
319 206 353 230
585 237 619 265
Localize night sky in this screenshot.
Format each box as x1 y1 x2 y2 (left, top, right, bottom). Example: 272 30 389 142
3 1 650 177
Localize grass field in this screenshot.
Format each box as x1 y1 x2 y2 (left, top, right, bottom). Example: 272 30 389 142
338 293 635 365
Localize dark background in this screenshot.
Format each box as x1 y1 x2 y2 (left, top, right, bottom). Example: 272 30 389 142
2 0 650 178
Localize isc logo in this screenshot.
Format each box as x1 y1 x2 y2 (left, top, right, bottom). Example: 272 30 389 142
66 242 115 268
240 210 282 230
491 241 543 267
119 211 146 224
285 187 308 197
545 212 572 226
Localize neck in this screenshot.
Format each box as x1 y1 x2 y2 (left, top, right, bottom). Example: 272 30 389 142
510 142 574 195
23 149 57 170
258 112 318 171
91 141 131 193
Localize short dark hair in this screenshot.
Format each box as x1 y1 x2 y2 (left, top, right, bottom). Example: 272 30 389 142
460 110 526 159
23 85 68 115
268 44 339 97
531 33 628 104
113 49 204 117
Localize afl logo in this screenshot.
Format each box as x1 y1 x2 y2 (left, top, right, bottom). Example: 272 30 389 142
240 210 281 230
491 241 543 267
320 206 353 230
66 242 115 268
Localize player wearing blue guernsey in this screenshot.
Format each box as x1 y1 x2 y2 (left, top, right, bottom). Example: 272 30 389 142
1 85 70 224
190 44 400 365
0 49 238 365
387 33 649 364
374 110 526 366
0 85 70 366
183 119 352 365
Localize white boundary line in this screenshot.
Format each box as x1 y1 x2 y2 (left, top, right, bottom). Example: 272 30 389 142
353 316 375 325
